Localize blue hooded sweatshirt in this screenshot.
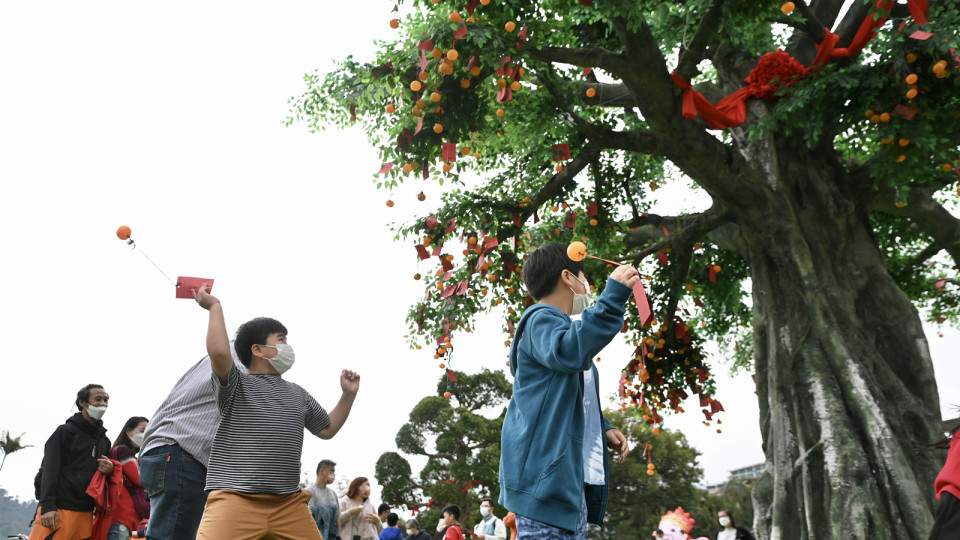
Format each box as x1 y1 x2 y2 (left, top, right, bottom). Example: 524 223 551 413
498 278 631 531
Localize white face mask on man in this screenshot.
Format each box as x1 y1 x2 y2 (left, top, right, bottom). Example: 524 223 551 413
406 530 414 536
262 343 296 374
86 405 107 421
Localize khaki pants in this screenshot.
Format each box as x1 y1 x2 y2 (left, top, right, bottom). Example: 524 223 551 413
28 508 93 540
196 489 322 540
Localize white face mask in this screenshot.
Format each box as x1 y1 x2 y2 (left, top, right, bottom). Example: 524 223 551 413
406 529 414 536
719 516 731 527
262 343 295 374
480 506 491 517
569 275 593 315
131 432 145 448
86 405 107 421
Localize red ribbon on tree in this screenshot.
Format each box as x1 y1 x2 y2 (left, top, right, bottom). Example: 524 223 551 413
671 0 930 130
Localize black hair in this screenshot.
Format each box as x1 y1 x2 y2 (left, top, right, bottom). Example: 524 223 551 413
522 243 585 301
316 459 336 474
378 503 391 515
112 416 149 450
234 317 288 368
441 504 461 521
718 509 737 527
480 497 494 506
387 512 399 526
76 384 105 411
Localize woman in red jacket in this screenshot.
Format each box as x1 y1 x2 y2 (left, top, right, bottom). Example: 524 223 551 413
931 424 960 539
104 416 149 540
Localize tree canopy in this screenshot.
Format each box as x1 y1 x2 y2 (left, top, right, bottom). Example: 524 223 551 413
293 0 960 536
375 369 510 531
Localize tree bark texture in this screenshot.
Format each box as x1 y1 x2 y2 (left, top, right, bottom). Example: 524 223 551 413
732 128 945 539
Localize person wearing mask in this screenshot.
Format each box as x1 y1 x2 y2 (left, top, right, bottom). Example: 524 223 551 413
308 459 341 540
472 498 506 540
29 384 114 540
439 506 465 540
403 518 432 540
714 509 755 540
339 477 381 540
99 416 150 540
379 513 402 540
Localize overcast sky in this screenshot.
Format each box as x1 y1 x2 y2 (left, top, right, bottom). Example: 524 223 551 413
1 1 957 517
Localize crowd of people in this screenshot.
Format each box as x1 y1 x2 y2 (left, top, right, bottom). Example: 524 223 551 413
23 244 960 539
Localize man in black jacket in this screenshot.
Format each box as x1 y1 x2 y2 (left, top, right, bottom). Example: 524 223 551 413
29 384 114 540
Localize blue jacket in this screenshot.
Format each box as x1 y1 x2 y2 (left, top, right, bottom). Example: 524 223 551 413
498 278 631 531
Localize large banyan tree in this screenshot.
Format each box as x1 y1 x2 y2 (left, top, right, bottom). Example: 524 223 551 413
290 0 960 537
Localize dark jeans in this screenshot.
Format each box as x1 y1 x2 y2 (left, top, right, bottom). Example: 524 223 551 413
140 445 208 540
930 491 960 540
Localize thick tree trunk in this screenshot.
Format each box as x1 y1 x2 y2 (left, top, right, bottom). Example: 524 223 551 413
735 129 945 539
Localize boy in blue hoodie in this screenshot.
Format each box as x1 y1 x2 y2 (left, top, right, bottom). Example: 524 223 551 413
499 243 636 539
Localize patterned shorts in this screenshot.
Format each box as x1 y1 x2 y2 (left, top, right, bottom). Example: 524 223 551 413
515 490 587 539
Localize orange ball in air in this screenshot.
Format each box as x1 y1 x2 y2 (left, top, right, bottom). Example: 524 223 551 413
389 19 399 29
116 225 131 240
568 241 587 262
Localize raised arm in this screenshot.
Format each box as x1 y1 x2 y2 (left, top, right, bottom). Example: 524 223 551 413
193 284 232 383
316 369 360 439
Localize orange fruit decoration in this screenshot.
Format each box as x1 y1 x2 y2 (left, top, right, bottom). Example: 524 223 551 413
411 80 422 92
943 163 954 171
461 146 471 154
589 218 599 226
431 91 442 102
418 191 426 201
555 165 563 172
432 48 443 59
439 62 454 75
905 73 918 84
433 123 444 133
899 138 910 146
444 391 452 399
497 78 508 88
906 53 917 63
450 11 461 21
116 225 131 240
386 199 395 207
389 19 399 28
896 155 906 162
496 108 505 117
481 0 490 4
879 112 890 122
567 241 587 262
460 79 471 88
403 163 414 173
419 71 429 81
443 163 453 172
505 21 516 32
473 152 480 158
385 104 396 113
864 109 874 118
470 66 481 76
781 1 795 14
416 99 427 109
412 108 422 117
586 88 596 97
906 88 918 99
447 49 459 61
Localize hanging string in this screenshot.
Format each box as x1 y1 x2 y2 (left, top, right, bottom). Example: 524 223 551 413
129 240 177 286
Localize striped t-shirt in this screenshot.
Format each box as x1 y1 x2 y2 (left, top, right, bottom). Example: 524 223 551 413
205 364 331 494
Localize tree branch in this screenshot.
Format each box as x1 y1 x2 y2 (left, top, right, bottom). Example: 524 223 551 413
834 0 871 47
873 188 960 269
675 0 725 81
621 204 733 262
529 45 625 75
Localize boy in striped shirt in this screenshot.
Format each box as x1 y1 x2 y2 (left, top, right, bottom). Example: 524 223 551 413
192 284 360 539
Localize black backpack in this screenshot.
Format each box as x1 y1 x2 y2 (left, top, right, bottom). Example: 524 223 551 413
33 421 83 500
